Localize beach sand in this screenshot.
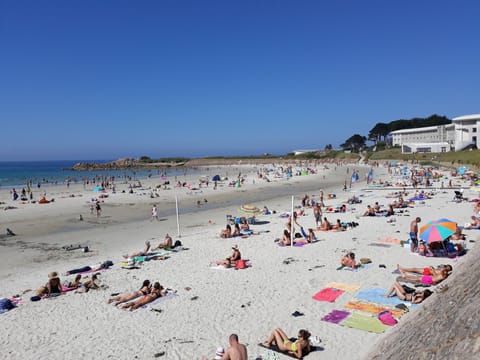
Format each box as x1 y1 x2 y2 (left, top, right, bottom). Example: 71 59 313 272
0 162 478 359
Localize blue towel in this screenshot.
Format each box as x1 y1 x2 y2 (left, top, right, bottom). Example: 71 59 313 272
355 288 417 308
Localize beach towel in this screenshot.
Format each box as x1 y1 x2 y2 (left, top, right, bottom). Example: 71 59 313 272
258 342 321 359
344 301 405 318
312 288 344 302
210 261 252 270
321 309 350 324
61 285 77 292
141 292 178 309
355 288 417 308
0 298 15 314
325 282 360 293
340 312 389 333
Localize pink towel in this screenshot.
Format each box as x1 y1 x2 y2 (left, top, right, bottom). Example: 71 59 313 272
312 287 345 302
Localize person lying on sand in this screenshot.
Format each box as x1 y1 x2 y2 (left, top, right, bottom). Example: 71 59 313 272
63 260 113 276
123 240 151 259
151 234 172 250
75 273 102 293
262 328 311 359
340 252 359 269
332 219 346 231
384 281 433 304
108 280 151 305
216 245 241 268
397 264 452 277
464 215 480 229
66 274 82 289
398 267 450 286
121 282 164 311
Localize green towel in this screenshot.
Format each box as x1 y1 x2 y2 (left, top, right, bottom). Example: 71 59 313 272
340 312 388 333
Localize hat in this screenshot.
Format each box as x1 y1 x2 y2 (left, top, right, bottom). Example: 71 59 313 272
214 346 224 359
232 244 238 250
48 272 59 279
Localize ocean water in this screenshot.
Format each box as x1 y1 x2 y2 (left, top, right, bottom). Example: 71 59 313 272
0 160 196 189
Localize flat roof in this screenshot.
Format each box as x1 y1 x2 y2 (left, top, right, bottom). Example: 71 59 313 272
390 124 454 135
452 114 480 122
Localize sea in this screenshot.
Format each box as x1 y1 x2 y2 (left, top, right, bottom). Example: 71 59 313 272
0 160 197 189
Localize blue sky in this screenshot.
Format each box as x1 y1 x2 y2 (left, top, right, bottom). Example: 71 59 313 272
1 0 479 161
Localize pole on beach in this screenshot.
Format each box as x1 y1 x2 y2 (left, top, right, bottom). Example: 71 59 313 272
175 195 181 238
291 195 294 247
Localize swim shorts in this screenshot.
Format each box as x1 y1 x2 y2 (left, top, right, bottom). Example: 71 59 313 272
421 275 434 285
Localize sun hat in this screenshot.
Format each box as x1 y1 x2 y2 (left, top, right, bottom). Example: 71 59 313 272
214 346 224 359
232 244 238 250
48 272 59 279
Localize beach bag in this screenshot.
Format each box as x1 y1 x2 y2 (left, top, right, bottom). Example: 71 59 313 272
174 240 182 248
0 298 15 313
236 259 246 269
378 311 397 326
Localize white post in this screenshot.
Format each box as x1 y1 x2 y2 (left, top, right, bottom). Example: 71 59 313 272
291 195 294 247
175 195 181 238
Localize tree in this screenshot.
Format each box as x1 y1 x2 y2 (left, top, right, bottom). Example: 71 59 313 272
340 134 367 153
368 123 390 144
324 144 333 150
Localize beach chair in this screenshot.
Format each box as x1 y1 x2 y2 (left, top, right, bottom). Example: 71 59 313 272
226 214 235 225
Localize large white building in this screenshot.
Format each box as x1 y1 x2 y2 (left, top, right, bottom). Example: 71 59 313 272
390 114 479 153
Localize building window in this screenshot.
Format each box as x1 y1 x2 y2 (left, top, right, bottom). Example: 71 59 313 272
473 127 477 133
441 147 446 152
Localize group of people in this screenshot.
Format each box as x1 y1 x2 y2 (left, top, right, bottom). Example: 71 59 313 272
107 279 165 311
202 329 312 360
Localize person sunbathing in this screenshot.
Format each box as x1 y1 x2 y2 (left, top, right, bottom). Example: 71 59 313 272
332 219 346 231
233 223 241 237
262 328 311 359
399 267 450 286
239 217 250 231
123 240 151 259
67 274 82 289
121 282 164 311
108 280 151 305
340 252 359 269
319 217 331 230
35 272 63 297
151 234 172 250
220 224 232 238
216 245 241 267
464 215 480 229
278 229 292 246
397 264 452 277
363 205 375 216
384 281 433 304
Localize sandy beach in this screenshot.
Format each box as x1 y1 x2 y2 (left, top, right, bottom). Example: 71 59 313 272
0 161 478 360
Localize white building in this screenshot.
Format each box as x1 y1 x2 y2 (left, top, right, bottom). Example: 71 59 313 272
452 114 480 151
389 114 479 153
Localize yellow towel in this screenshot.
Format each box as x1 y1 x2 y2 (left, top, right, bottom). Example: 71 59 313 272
326 282 361 292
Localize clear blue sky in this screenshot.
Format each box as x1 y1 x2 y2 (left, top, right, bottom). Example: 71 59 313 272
1 0 479 161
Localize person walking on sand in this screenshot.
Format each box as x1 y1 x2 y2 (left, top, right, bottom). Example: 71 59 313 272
151 204 160 221
409 217 421 253
222 334 247 360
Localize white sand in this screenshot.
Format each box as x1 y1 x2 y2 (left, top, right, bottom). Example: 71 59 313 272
0 162 478 359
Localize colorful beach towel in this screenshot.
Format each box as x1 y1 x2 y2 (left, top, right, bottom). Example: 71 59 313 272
258 342 321 359
312 288 344 302
355 288 417 308
340 312 389 333
344 301 405 318
325 282 360 293
337 264 371 272
321 309 350 324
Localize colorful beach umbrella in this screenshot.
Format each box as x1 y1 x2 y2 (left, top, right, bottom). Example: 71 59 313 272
419 218 457 243
239 204 261 215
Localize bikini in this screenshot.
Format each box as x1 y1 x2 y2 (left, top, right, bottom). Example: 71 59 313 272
283 339 298 352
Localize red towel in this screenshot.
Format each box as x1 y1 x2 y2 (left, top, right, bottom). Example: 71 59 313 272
312 287 344 302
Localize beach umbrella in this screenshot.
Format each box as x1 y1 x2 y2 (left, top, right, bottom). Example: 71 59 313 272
419 218 457 243
239 204 262 215
470 186 480 192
